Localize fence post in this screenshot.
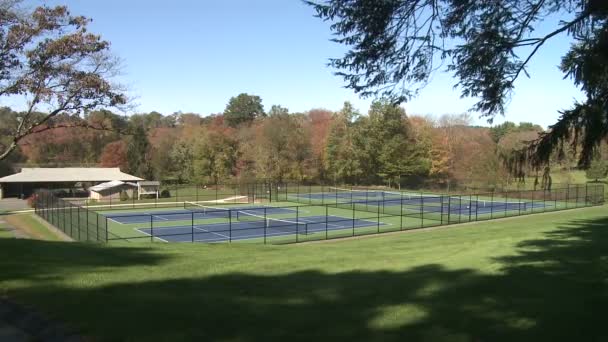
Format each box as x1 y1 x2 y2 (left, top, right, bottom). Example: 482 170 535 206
468 194 472 222
49 194 53 221
335 188 338 207
447 195 451 224
96 213 99 242
63 201 67 232
268 183 272 204
490 192 494 219
458 195 462 223
44 194 48 222
400 196 404 230
504 191 508 217
517 190 534 216
150 215 154 243
77 206 81 241
585 183 588 206
554 188 558 209
192 211 195 243
321 184 325 205
86 208 89 242
475 195 479 221
439 195 444 225
296 206 299 243
352 204 356 237
309 184 312 205
377 201 380 234
566 185 570 208
50 195 54 224
421 196 424 227
105 216 108 243
154 185 158 208
69 204 73 238
45 194 50 222
264 207 267 244
325 206 329 240
228 209 232 243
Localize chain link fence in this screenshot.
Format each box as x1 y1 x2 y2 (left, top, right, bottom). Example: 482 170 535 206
34 183 604 244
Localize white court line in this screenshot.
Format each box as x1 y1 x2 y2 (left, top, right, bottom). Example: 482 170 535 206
135 228 169 242
297 216 390 228
107 217 121 224
182 219 395 242
298 218 342 228
188 229 294 242
139 211 170 221
138 216 393 242
106 212 169 225
137 224 230 240
192 226 231 240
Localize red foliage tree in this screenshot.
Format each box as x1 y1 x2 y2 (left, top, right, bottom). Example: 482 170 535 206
99 140 128 169
306 109 333 178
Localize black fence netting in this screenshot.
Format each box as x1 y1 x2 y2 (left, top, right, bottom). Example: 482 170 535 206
64 183 269 210
34 190 107 242
34 182 605 244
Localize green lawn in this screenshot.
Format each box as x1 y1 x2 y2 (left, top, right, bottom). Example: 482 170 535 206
1 206 607 341
0 215 12 238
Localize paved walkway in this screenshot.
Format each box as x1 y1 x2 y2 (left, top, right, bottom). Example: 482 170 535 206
0 199 29 212
0 217 27 239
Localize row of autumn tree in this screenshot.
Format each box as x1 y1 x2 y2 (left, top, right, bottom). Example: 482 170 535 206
1 93 575 188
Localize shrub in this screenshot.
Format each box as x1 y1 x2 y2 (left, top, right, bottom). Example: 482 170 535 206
160 189 171 198
586 159 608 182
26 194 37 208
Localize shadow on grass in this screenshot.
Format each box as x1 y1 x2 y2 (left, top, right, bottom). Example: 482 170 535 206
0 239 169 282
2 216 608 341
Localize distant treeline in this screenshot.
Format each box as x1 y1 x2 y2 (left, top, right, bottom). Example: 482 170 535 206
0 93 598 189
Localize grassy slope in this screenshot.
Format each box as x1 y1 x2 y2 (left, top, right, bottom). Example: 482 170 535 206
5 214 63 241
1 206 607 341
0 215 12 238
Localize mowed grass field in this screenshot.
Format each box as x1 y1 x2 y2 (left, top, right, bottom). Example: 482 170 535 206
1 206 607 341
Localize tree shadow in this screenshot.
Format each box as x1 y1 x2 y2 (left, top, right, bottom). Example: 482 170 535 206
0 239 169 283
2 216 608 341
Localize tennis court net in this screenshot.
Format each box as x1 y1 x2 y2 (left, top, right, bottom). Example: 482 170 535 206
329 187 403 198
324 188 528 209
184 201 231 217
236 210 308 234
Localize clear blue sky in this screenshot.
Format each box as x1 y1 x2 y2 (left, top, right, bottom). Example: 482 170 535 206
34 0 583 128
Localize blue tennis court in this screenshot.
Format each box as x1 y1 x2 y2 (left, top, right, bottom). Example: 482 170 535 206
379 198 549 214
291 191 548 214
105 206 296 224
136 215 386 243
291 190 400 201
